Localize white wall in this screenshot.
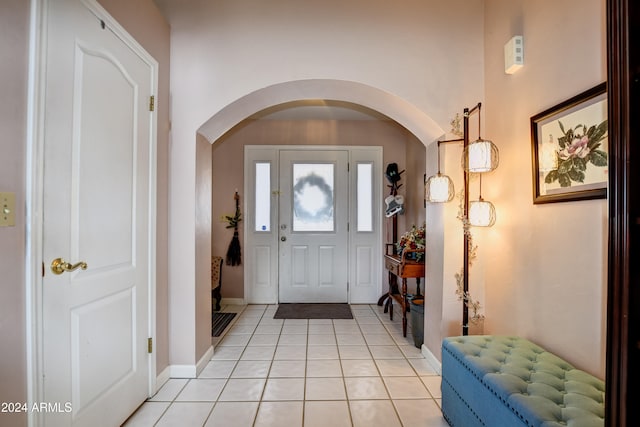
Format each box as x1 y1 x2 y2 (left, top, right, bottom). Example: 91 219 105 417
159 0 485 365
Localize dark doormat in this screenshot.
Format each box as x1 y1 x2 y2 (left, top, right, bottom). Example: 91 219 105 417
212 312 237 337
273 303 353 319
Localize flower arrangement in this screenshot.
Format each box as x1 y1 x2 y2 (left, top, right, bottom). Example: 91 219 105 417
396 223 426 261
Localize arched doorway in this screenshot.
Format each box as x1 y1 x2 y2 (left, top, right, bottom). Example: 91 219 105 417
185 79 448 377
200 81 441 303
197 79 444 144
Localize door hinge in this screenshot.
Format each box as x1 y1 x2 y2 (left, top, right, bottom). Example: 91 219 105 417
42 262 45 277
148 337 153 353
149 96 155 112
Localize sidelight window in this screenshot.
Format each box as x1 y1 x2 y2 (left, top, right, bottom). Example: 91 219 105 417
254 162 271 232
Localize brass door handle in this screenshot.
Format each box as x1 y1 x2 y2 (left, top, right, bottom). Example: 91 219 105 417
51 258 88 275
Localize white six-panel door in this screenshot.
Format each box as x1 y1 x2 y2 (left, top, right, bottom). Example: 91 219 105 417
39 1 156 425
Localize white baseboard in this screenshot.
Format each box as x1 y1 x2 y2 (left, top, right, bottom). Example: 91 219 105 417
168 345 214 378
169 364 197 378
155 365 171 393
421 344 442 375
196 345 213 377
221 297 245 306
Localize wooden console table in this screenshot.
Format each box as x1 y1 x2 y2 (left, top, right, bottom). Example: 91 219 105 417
382 245 425 337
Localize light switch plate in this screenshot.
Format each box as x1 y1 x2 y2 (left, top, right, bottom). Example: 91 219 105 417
0 192 16 227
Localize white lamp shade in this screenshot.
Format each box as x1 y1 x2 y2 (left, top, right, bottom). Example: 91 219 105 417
425 173 454 203
463 139 499 173
469 199 496 227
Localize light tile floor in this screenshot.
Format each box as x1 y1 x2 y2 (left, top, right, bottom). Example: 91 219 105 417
123 304 448 427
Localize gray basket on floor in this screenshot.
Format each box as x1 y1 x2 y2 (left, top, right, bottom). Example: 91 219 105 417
410 297 424 348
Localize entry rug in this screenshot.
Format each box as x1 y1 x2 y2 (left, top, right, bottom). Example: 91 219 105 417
211 312 236 337
273 303 353 319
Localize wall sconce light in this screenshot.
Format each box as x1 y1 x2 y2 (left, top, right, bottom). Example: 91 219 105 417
425 141 455 203
469 198 497 227
463 139 499 172
425 173 455 203
462 104 499 173
468 176 496 227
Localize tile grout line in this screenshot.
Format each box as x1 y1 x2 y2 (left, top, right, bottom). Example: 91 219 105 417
251 304 271 427
360 304 405 426
332 317 355 427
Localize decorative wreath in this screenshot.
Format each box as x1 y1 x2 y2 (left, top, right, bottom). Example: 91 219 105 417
293 173 334 221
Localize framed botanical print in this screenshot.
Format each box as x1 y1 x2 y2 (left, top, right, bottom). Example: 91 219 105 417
531 83 608 204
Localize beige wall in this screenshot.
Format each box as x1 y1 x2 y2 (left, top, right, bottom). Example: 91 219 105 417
0 1 30 425
211 119 423 300
424 141 447 358
195 136 212 360
404 136 427 229
481 0 607 377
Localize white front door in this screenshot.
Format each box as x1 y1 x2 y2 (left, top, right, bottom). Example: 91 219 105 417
40 1 156 425
278 150 349 302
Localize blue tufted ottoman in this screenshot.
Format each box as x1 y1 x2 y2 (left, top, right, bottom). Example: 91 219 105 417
441 336 605 427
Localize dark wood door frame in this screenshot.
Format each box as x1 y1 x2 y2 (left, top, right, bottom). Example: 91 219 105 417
606 0 638 425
